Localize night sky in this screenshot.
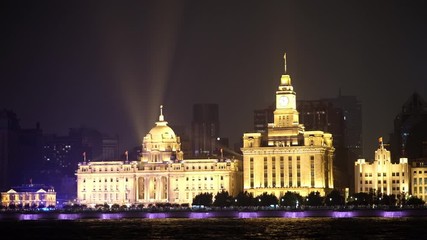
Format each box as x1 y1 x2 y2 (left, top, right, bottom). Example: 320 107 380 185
1 0 427 158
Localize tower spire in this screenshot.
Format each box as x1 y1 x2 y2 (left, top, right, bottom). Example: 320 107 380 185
284 52 287 74
159 105 164 122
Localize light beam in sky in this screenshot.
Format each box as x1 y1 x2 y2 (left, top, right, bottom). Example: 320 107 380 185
97 1 184 147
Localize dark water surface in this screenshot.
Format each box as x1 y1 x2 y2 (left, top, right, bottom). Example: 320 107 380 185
1 217 426 239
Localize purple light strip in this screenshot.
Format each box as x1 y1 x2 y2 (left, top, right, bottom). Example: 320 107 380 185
238 212 258 218
58 213 80 220
332 211 355 218
283 211 306 218
189 212 211 219
100 213 124 220
19 214 41 220
383 211 404 218
147 213 167 219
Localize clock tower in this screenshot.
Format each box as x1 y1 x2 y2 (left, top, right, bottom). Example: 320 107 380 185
273 53 300 128
241 52 335 198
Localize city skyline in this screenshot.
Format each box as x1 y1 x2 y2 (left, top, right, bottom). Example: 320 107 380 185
2 0 427 158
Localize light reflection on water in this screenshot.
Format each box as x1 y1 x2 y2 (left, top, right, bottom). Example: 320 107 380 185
2 217 426 239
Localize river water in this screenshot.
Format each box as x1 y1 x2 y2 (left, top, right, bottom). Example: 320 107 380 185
1 217 425 239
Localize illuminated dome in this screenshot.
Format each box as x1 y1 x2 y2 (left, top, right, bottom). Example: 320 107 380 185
145 105 176 142
148 122 176 141
141 105 183 163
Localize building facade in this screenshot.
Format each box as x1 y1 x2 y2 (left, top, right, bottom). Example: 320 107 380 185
253 88 362 195
241 55 335 197
76 106 242 207
1 183 56 208
411 160 427 201
354 138 409 196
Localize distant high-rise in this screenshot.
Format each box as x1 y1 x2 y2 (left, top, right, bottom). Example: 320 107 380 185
0 109 20 191
101 136 119 160
0 111 47 190
17 122 44 185
390 93 427 162
191 103 220 157
169 124 192 158
42 127 119 201
253 104 275 142
324 92 363 159
320 93 363 194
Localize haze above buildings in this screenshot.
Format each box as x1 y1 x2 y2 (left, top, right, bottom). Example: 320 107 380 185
1 1 427 157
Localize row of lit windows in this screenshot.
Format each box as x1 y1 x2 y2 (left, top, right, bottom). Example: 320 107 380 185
413 178 427 185
360 186 405 192
181 184 217 191
83 193 128 201
83 178 129 183
361 172 405 177
255 156 313 162
82 185 129 192
187 164 230 170
81 166 133 172
4 194 47 201
360 180 404 184
185 176 223 181
141 164 231 171
413 187 427 194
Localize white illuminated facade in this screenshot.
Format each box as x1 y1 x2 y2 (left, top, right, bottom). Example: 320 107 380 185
354 139 409 196
76 106 242 207
241 54 335 197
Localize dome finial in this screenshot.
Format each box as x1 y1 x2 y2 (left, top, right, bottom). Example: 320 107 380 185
159 105 164 121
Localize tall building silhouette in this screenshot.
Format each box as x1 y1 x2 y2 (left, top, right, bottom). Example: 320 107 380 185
191 103 220 157
0 110 45 190
0 110 20 191
390 92 427 162
319 93 362 194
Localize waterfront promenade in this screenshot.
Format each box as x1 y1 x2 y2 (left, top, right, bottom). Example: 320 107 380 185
2 207 427 221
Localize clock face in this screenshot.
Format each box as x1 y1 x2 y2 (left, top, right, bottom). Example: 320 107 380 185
278 96 289 107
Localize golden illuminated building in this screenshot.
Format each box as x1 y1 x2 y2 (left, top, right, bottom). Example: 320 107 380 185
76 106 242 207
1 184 56 208
241 54 335 197
410 161 427 201
354 138 409 196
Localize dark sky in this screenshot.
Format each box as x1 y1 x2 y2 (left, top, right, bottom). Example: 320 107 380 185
1 0 427 158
